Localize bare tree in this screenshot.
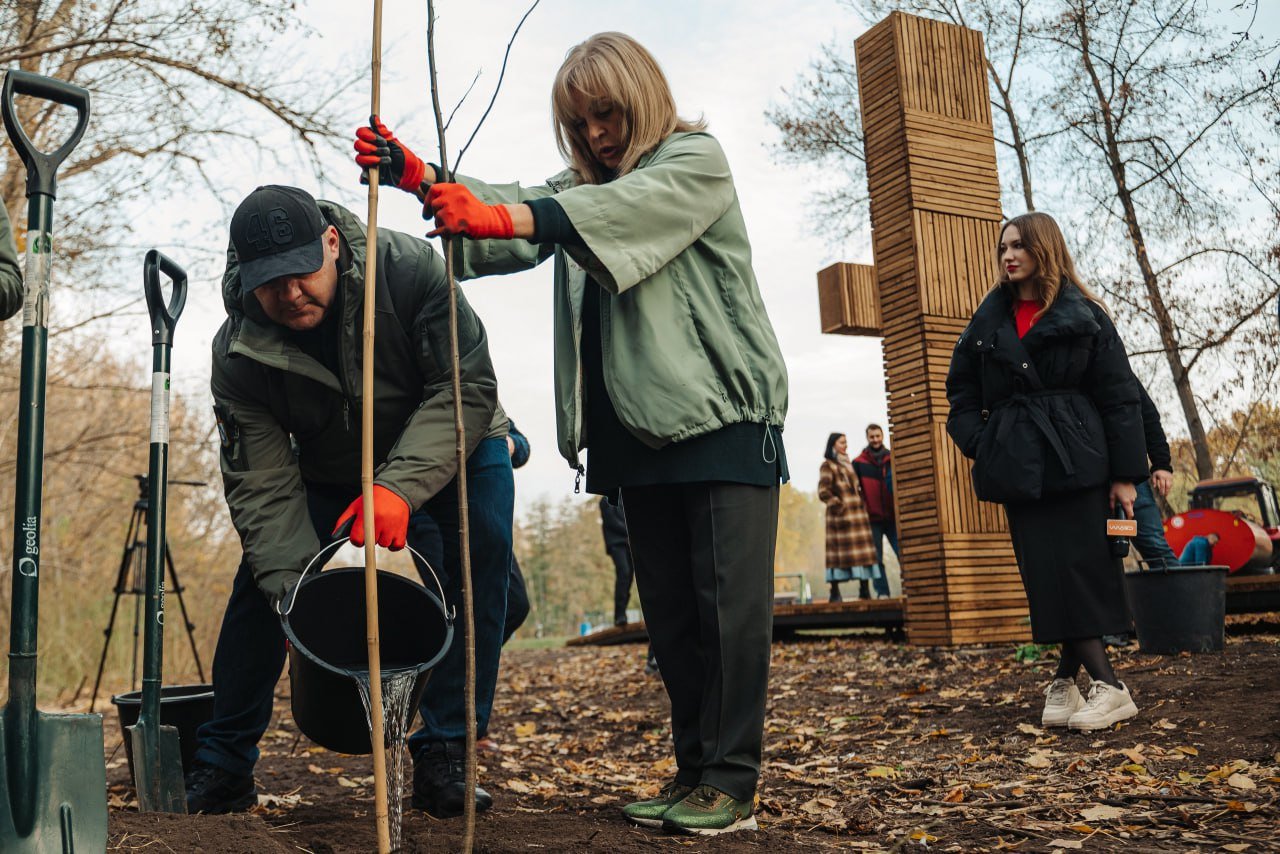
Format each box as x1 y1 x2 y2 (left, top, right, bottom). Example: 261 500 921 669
1 0 351 301
766 0 1043 240
1039 0 1280 479
770 0 1280 482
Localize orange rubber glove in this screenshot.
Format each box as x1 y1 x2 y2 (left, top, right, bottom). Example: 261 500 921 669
353 116 427 193
425 183 514 239
334 484 411 550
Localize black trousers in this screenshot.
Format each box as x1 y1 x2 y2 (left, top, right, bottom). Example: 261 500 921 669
608 546 634 624
622 481 778 801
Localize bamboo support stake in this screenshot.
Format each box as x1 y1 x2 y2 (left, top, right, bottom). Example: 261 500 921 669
363 0 391 850
425 8 477 850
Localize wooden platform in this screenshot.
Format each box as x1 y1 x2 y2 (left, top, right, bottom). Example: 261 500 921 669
1226 573 1280 614
565 598 906 647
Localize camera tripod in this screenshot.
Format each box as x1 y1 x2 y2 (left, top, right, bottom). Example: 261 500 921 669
88 474 206 712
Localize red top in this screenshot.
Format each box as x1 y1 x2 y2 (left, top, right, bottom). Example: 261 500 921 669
1015 299 1044 339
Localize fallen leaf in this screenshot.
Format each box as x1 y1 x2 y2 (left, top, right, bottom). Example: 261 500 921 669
505 779 532 794
910 829 938 843
1046 840 1083 850
867 766 899 779
1080 804 1125 822
1226 774 1256 790
1221 845 1250 852
943 786 965 803
1023 751 1053 769
514 722 537 738
336 777 360 789
1175 745 1199 756
1017 723 1044 736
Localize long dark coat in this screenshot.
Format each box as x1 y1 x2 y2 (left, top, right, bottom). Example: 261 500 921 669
945 282 1148 642
817 459 877 569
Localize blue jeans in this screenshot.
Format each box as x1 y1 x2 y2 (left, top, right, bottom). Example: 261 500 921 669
195 437 513 775
1132 480 1176 568
869 520 898 597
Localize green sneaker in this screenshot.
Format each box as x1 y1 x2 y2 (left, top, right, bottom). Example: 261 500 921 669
622 781 694 828
661 784 757 835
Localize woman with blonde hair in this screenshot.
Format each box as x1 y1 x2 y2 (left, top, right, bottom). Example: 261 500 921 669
354 31 787 835
946 212 1148 731
818 432 878 601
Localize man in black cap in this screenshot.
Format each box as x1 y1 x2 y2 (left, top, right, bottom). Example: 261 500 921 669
187 185 514 819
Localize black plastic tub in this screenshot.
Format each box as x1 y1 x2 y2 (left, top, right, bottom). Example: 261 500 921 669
281 567 452 755
111 682 214 779
1124 565 1227 654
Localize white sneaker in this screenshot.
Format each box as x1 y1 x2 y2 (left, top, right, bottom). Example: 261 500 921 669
1067 681 1138 731
1041 677 1084 727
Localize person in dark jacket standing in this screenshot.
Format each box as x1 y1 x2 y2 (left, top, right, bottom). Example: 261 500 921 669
1133 385 1177 568
600 496 634 626
946 212 1148 732
190 186 513 819
853 424 897 598
357 33 787 835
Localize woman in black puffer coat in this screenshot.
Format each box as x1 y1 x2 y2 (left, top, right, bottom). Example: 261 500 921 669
946 212 1148 733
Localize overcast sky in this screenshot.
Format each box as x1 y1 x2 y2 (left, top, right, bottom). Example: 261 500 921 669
132 0 1277 514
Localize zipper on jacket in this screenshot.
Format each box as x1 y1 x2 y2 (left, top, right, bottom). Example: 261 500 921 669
343 398 351 433
574 464 584 494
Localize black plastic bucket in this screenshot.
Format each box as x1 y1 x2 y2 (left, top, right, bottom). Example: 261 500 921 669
111 683 213 779
1124 565 1227 654
280 553 452 755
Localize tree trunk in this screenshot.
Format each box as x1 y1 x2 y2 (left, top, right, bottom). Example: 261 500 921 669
1073 8 1214 481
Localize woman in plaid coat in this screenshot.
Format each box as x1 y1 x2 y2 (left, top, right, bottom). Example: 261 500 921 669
818 433 878 601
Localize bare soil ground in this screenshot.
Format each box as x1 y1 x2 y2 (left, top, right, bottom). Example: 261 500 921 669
107 620 1280 852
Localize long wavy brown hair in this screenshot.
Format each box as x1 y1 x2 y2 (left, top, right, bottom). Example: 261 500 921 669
994 212 1109 320
551 32 706 185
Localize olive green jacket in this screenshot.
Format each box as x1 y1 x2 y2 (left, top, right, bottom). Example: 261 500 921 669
453 131 788 469
212 201 505 598
0 205 23 320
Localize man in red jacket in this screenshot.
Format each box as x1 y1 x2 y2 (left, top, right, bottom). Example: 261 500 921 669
852 424 898 598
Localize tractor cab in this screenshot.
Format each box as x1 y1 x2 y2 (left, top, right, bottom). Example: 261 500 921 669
1173 477 1280 573
1189 477 1279 532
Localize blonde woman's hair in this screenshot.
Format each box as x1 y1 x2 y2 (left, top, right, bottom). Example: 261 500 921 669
551 32 706 185
994 212 1109 319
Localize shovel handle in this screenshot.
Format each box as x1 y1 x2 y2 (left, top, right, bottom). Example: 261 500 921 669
143 250 187 346
1 70 91 200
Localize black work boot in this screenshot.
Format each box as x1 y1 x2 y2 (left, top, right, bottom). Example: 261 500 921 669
412 740 493 818
858 579 871 600
185 758 256 814
828 582 842 603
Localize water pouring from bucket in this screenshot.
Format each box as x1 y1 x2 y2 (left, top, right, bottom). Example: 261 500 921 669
279 528 453 846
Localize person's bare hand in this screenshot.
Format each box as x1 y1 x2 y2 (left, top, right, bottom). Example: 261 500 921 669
1152 469 1173 497
1110 480 1137 518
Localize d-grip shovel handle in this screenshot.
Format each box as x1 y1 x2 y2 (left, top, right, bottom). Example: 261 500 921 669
144 250 187 346
1 70 91 199
277 517 453 624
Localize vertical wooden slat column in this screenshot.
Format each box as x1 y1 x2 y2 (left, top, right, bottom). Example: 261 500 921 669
852 12 1026 645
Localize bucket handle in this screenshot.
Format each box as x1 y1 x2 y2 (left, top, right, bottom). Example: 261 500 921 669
276 526 454 624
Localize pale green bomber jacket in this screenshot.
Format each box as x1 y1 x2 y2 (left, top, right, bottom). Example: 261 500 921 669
453 131 789 470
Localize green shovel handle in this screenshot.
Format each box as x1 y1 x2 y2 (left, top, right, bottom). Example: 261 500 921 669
143 250 187 347
1 70 91 201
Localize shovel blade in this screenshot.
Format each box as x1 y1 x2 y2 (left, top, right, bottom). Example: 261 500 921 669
129 723 187 814
0 710 107 854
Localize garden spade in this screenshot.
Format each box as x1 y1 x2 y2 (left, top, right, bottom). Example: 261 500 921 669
0 70 105 852
128 250 188 813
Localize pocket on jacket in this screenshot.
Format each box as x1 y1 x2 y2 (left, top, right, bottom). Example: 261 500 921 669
971 408 1044 503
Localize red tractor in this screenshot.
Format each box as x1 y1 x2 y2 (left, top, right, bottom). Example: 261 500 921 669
1163 477 1279 574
